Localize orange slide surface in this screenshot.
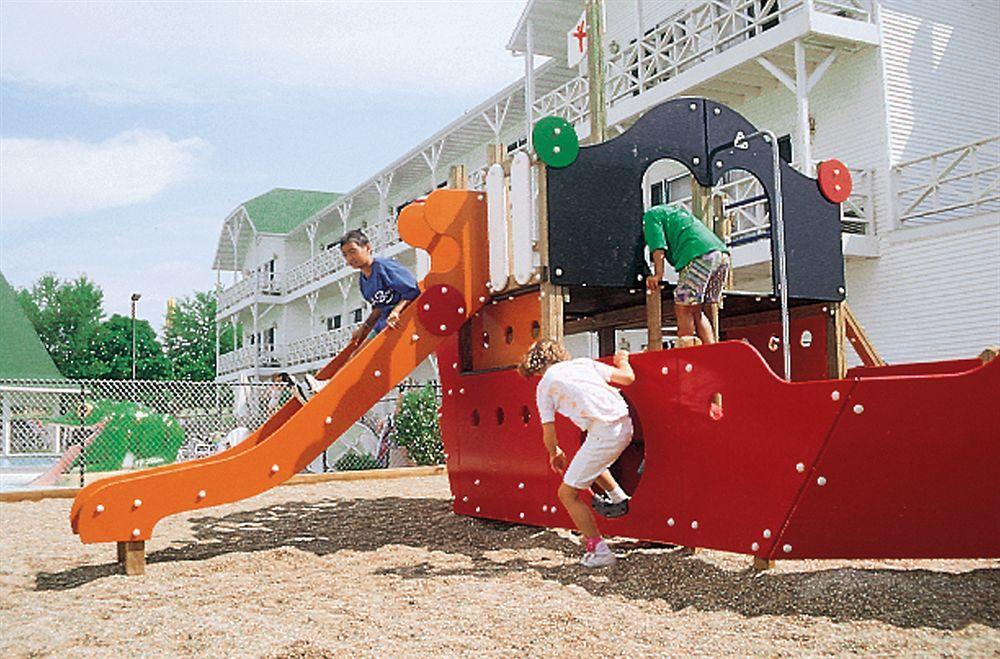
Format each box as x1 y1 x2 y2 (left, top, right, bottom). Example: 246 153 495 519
71 190 488 544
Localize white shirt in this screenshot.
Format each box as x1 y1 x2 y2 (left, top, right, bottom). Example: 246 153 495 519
536 358 629 431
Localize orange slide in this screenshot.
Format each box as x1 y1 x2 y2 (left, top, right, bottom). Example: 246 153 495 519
71 190 488 544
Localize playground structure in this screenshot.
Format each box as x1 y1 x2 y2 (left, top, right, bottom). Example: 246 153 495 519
69 97 1000 574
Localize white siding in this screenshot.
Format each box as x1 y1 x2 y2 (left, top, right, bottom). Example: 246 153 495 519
880 0 1000 164
845 214 1000 364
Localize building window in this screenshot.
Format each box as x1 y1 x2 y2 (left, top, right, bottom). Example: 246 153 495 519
353 308 363 324
507 136 527 152
777 134 792 164
651 181 665 206
327 314 342 331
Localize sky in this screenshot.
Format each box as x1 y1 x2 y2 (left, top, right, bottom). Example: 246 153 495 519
0 0 527 330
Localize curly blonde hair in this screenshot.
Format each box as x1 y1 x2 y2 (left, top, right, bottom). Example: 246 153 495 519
517 339 572 377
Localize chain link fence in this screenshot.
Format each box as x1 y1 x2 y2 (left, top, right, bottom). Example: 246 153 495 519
0 378 442 491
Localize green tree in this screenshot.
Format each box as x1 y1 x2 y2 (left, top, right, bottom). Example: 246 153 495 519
163 291 220 381
16 274 103 377
84 314 170 380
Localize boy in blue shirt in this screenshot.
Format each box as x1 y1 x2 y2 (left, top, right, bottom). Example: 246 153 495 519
279 229 420 403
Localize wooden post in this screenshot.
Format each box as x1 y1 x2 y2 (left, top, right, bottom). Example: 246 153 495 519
486 143 506 167
752 556 775 571
843 303 885 367
537 162 564 342
585 0 607 145
117 541 146 576
646 289 662 351
597 327 616 357
826 303 847 379
448 164 467 189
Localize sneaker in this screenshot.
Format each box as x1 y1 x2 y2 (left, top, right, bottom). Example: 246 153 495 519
278 372 311 405
581 541 617 568
591 493 630 519
304 373 328 395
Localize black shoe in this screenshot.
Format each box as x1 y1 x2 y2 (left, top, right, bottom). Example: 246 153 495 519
591 493 630 519
278 372 310 405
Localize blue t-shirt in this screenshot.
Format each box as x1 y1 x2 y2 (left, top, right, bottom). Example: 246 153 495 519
359 257 421 332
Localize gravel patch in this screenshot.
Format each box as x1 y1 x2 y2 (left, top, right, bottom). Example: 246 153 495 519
1 474 997 657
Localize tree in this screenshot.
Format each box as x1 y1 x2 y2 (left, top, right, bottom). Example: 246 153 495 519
16 274 103 377
84 314 170 380
163 291 219 381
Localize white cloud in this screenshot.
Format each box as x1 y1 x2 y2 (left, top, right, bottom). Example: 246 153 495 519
0 129 211 224
0 1 527 106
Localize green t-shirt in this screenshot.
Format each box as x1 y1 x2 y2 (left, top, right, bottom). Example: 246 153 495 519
643 204 729 273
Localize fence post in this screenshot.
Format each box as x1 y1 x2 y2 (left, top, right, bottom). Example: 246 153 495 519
1 389 10 457
79 382 87 488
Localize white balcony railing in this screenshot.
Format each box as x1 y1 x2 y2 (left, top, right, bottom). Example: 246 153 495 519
538 0 874 126
217 270 284 313
282 218 401 297
218 345 256 375
894 135 1000 225
284 327 354 368
665 165 873 244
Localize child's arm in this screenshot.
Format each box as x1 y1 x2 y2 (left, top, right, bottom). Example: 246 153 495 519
542 422 567 474
385 299 410 329
607 350 635 386
352 308 382 343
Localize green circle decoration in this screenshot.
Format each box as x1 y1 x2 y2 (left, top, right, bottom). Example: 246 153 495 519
532 116 579 168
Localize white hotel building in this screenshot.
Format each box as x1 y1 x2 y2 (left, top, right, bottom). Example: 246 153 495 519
213 0 999 383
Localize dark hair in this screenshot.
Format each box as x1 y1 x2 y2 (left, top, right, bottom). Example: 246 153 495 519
339 229 370 248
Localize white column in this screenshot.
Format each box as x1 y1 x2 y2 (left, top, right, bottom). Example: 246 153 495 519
337 198 353 235
375 173 394 224
525 19 535 151
421 140 445 191
306 291 319 336
794 40 813 176
306 222 318 259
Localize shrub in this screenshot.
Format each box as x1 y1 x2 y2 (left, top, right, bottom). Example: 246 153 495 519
393 384 443 466
335 451 381 471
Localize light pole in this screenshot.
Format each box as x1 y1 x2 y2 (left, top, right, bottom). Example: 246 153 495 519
130 293 142 379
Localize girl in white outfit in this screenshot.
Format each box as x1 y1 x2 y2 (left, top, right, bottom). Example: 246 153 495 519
518 339 636 567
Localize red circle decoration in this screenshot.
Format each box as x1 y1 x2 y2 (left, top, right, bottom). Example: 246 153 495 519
416 284 467 337
817 159 853 204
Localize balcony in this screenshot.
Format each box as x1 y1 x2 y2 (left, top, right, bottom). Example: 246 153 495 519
894 135 1000 226
217 215 403 313
218 328 353 378
534 0 878 135
284 327 354 368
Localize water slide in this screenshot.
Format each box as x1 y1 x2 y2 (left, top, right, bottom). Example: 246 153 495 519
70 190 488 544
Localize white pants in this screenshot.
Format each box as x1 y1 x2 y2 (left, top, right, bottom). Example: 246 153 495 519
563 417 633 490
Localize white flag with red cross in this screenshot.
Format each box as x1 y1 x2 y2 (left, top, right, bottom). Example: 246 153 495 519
567 10 588 68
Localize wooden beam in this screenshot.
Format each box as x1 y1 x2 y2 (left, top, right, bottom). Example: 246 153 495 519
646 288 663 351
826 303 847 379
843 303 885 367
586 0 607 144
536 162 563 342
597 327 616 357
447 164 467 189
752 556 775 571
118 541 145 576
486 143 506 167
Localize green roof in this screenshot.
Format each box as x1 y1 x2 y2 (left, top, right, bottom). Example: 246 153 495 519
0 272 63 380
242 188 342 234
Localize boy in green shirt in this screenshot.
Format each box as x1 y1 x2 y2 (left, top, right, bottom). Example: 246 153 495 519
643 203 731 347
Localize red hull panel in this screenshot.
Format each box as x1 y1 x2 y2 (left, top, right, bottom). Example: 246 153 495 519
438 340 1000 560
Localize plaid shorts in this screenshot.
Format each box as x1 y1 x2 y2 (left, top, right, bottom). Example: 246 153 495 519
674 250 730 305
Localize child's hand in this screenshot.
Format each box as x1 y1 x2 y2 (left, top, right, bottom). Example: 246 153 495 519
613 350 629 367
549 447 567 474
386 311 401 329
646 275 661 292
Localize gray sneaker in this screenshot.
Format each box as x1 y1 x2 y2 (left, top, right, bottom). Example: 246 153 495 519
581 541 617 568
591 493 630 519
304 373 328 395
278 372 311 405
